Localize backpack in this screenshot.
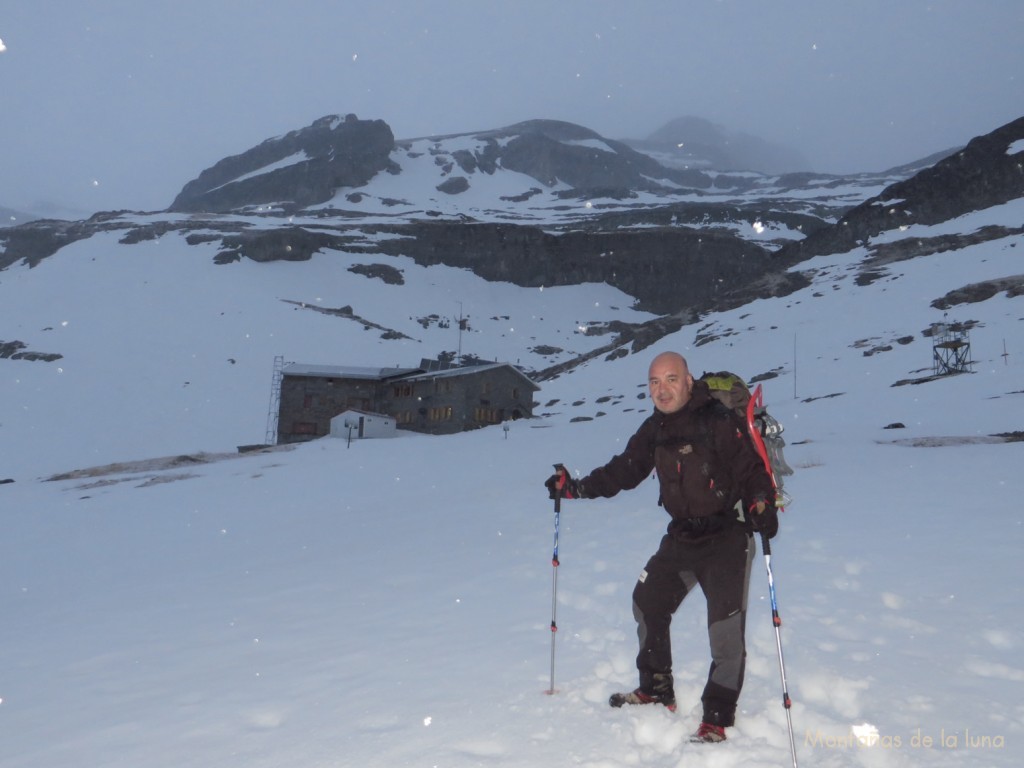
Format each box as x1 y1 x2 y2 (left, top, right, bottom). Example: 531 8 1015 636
700 371 794 503
701 371 752 414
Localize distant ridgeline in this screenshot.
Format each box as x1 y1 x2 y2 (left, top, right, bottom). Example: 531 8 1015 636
1 114 1021 364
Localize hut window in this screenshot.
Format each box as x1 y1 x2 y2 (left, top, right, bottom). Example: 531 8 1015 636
429 406 452 421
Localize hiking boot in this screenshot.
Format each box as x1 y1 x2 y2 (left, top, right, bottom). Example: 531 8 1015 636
608 687 677 712
689 722 726 743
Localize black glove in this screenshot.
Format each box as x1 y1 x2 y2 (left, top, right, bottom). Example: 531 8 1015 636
749 498 779 539
545 467 583 500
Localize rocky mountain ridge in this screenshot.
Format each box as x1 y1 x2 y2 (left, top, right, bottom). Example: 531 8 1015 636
2 113 1021 368
779 116 1024 264
170 114 397 213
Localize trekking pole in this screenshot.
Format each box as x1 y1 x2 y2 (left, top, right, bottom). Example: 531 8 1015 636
546 464 565 695
761 531 798 767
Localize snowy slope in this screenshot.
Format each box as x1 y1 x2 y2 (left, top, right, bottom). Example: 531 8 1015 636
1 200 1022 767
0 230 655 479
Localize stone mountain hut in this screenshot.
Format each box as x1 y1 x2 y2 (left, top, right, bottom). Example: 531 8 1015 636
276 358 539 443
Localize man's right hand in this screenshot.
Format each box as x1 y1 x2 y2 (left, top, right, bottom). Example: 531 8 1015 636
749 498 779 538
545 466 582 500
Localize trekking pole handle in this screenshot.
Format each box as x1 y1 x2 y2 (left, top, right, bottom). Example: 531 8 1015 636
552 463 568 513
551 464 564 565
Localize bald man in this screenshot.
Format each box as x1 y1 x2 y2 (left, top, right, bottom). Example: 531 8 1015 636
546 352 776 743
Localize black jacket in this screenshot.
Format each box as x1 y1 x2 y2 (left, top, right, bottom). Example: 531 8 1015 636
580 381 773 536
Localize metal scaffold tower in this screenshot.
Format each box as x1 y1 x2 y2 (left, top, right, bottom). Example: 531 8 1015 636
265 355 285 445
931 322 973 375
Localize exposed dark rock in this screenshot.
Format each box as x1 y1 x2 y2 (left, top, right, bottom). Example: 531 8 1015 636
931 275 1024 309
531 345 563 356
863 344 893 357
801 392 844 402
169 114 396 213
450 149 478 174
0 212 126 269
370 220 790 315
436 176 470 194
855 268 889 286
0 340 63 362
348 263 404 284
779 115 1024 262
280 299 413 339
214 227 359 264
492 120 712 192
892 372 967 387
500 188 543 203
853 225 1024 287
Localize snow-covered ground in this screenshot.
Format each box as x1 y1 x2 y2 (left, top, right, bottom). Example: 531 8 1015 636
1 200 1022 767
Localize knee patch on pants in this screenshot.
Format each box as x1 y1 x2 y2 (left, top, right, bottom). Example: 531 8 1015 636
708 610 746 692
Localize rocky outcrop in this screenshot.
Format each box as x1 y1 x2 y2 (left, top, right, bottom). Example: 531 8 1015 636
169 114 396 213
436 176 470 194
1 340 62 362
0 212 128 270
859 224 1024 277
779 116 1024 261
369 219 794 315
931 274 1024 309
488 120 712 193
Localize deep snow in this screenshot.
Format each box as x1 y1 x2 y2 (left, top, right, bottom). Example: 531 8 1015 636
1 198 1022 767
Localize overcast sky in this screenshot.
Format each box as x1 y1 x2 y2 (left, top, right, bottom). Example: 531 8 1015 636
1 0 1022 216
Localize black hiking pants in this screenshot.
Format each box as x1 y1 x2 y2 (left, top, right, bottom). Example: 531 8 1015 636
632 523 754 727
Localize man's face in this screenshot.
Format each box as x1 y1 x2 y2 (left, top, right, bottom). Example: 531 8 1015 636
648 354 693 414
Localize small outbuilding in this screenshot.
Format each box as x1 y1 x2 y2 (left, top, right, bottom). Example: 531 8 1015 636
329 409 396 440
